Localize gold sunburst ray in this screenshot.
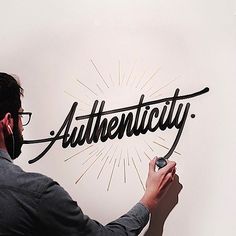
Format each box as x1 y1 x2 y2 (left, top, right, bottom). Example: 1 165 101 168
64 145 94 162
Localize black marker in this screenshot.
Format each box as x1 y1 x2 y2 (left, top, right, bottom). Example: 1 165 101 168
156 157 167 169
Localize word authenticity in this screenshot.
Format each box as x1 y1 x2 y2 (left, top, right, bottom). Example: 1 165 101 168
26 87 209 163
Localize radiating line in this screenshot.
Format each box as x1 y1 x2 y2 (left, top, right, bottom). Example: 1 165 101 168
127 149 130 166
153 141 169 150
64 91 90 106
101 145 113 161
76 80 98 96
132 157 145 191
135 71 146 88
123 159 126 183
64 90 79 100
151 93 163 100
96 84 104 94
89 148 97 155
144 152 151 160
109 146 118 164
118 150 123 167
90 59 109 88
135 148 142 162
158 136 166 141
77 100 90 107
82 149 100 165
98 152 103 158
77 98 91 107
97 147 106 157
126 62 136 85
64 145 94 162
130 72 141 87
121 73 126 85
144 86 153 93
140 67 161 90
153 141 181 155
75 154 102 184
85 94 94 102
150 77 178 97
97 155 110 179
100 154 106 162
107 159 117 191
144 141 154 152
88 147 98 156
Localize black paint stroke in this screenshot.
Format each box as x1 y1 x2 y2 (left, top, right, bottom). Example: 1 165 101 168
24 87 209 164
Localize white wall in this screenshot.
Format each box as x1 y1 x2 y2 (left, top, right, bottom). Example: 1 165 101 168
0 1 236 235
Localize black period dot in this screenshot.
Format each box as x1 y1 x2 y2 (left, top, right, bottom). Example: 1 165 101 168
50 130 55 136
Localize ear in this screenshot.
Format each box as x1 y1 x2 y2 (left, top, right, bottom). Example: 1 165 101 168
1 113 14 135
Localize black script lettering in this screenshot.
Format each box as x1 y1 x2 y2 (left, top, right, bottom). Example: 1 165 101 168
26 102 77 163
107 116 119 138
24 87 209 163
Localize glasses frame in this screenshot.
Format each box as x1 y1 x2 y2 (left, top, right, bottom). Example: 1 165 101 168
18 112 32 126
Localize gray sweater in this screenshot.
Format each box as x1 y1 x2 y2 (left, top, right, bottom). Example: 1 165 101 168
0 150 150 235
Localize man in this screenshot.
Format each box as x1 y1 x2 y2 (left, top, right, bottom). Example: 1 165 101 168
0 72 176 235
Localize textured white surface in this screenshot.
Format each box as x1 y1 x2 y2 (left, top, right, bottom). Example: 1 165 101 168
0 1 235 235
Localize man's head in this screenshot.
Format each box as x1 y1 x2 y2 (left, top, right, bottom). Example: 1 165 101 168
0 72 24 159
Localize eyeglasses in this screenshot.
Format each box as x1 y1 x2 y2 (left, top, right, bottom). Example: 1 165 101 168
18 112 32 126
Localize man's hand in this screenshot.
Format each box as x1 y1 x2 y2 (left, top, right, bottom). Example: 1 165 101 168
140 158 176 213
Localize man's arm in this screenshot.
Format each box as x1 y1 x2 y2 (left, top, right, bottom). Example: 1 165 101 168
35 158 176 235
36 181 149 236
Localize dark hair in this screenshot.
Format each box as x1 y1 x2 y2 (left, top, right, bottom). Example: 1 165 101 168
0 73 24 120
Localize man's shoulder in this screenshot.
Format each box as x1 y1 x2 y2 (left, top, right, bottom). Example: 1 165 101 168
1 162 58 199
17 170 56 196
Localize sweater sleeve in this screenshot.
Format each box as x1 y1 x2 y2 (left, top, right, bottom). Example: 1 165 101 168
35 180 150 236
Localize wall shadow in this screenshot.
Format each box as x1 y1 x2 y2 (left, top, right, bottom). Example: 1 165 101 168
144 175 183 236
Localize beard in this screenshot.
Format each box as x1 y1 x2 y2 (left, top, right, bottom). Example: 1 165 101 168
5 125 23 160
